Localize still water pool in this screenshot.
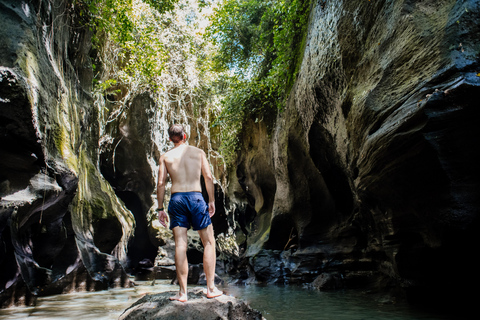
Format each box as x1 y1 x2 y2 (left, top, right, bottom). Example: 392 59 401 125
0 280 456 320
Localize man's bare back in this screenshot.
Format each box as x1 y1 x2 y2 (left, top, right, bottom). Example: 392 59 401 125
162 144 204 194
157 138 215 227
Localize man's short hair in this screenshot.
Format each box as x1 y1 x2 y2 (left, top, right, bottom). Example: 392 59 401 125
168 124 185 143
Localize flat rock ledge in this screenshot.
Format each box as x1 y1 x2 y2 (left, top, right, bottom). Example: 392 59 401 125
119 287 265 320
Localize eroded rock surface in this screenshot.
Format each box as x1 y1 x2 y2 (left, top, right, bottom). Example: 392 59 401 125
0 0 134 306
119 288 264 320
228 0 480 312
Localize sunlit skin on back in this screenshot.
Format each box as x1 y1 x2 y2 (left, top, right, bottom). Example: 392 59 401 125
162 144 204 194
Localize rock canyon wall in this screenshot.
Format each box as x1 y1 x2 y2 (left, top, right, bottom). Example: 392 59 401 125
229 0 480 310
0 0 136 306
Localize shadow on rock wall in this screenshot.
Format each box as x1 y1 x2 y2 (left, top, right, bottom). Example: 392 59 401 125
228 0 480 314
99 93 159 273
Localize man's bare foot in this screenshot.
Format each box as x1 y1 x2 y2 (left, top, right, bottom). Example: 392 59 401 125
206 287 223 299
169 292 188 302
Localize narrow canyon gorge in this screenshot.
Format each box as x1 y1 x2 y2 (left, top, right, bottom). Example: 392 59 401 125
1 0 479 316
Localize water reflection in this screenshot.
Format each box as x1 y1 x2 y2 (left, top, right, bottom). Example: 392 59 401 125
0 281 454 320
226 285 451 320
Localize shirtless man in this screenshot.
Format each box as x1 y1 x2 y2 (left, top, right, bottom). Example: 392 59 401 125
156 124 223 302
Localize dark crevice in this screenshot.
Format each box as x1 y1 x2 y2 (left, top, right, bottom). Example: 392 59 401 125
265 215 298 251
308 121 353 217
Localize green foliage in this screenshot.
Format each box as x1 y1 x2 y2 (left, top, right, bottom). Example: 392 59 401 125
76 0 135 43
73 0 311 167
75 0 180 91
208 0 311 94
95 78 119 92
207 0 311 164
77 0 222 168
144 0 178 12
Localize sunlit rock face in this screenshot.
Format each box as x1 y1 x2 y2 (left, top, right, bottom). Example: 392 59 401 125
0 0 133 307
231 0 480 310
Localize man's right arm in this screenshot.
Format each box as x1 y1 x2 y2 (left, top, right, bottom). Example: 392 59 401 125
157 155 169 227
200 150 215 217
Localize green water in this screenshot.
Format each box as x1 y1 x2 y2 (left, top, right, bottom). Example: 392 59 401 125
226 285 453 320
0 280 455 319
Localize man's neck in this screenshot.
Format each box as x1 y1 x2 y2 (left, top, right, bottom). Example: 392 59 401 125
174 140 186 148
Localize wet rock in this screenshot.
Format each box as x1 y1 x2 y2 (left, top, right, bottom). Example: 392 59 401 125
99 93 158 271
154 266 177 280
249 250 285 283
197 270 225 287
186 264 203 285
312 273 344 291
118 287 264 320
133 259 155 281
155 239 176 266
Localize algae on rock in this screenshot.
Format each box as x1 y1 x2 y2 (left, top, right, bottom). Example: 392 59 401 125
0 0 135 306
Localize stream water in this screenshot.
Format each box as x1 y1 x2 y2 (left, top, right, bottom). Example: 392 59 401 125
0 280 457 320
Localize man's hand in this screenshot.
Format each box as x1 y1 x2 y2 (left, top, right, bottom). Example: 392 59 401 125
208 201 216 218
158 210 169 228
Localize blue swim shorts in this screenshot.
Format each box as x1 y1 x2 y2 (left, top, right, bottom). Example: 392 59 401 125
168 192 212 231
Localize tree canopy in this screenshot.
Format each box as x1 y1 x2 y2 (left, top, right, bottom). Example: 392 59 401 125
76 0 311 165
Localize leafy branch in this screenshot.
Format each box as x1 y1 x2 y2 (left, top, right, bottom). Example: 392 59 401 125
206 0 312 164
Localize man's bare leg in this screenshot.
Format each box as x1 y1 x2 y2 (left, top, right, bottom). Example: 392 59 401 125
171 226 188 302
198 224 223 298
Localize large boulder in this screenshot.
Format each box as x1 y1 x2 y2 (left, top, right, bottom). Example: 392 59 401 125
118 288 264 320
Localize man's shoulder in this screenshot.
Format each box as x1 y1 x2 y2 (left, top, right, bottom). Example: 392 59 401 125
186 145 204 153
161 148 176 160
191 146 208 159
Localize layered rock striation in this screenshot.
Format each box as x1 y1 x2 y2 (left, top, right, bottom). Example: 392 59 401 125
229 0 480 310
